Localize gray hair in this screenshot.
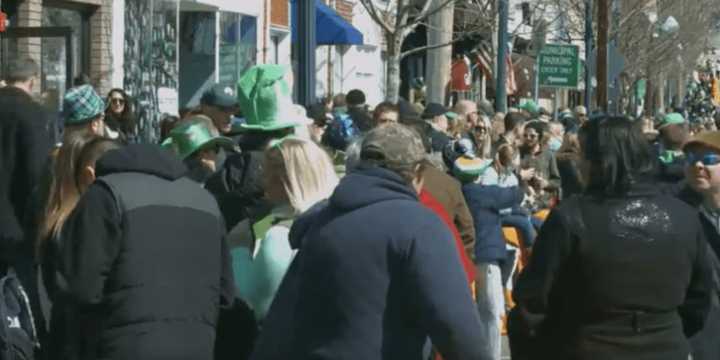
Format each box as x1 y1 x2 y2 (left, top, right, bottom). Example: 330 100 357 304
5 58 39 84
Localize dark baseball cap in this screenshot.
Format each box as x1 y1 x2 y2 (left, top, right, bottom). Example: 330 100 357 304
201 83 238 109
361 123 426 170
422 102 457 120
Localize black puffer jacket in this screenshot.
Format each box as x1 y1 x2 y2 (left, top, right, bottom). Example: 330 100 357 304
510 184 712 360
59 144 234 360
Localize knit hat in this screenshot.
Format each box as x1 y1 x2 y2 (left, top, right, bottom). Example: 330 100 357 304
453 156 492 183
237 64 311 131
683 131 720 153
361 123 426 170
63 85 105 125
657 112 685 130
162 121 236 160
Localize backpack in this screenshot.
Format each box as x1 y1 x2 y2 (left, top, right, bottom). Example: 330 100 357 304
0 272 38 360
324 112 360 151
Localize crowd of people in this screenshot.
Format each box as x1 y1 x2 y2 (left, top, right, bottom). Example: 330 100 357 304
2 55 720 360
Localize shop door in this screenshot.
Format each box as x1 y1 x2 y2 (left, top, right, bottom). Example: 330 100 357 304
1 26 73 110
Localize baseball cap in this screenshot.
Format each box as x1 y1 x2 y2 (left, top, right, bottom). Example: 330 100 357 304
657 112 685 130
361 123 426 170
683 131 720 153
201 83 238 109
422 102 457 120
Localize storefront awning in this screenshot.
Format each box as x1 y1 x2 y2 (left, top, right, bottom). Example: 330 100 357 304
291 0 364 46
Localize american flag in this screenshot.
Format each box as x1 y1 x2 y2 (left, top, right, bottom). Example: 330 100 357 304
473 40 517 95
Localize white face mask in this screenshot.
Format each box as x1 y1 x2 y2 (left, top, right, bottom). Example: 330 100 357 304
549 137 563 152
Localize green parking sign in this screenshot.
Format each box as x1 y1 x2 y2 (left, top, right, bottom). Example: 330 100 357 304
539 44 579 88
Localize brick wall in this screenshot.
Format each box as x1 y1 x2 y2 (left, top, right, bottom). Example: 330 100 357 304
89 0 113 95
14 0 113 95
335 0 353 23
16 0 42 65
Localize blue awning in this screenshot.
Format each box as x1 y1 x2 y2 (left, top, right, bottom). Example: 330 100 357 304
291 0 364 46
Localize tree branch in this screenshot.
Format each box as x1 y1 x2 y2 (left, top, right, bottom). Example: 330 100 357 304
359 0 393 34
400 29 481 59
400 0 458 30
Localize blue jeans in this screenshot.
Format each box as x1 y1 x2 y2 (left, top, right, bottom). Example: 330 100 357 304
476 262 504 360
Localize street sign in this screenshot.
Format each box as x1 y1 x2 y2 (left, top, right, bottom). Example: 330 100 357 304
539 43 580 88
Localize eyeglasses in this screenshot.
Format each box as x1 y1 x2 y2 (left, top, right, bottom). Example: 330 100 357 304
110 98 125 104
686 152 720 166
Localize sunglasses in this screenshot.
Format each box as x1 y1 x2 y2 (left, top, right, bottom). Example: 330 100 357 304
110 98 125 104
686 152 720 166
473 126 488 133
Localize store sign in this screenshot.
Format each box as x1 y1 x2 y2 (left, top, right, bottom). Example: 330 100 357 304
538 44 579 88
157 87 179 115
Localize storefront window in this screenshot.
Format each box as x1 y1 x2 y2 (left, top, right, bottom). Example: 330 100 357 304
219 13 257 85
42 7 84 78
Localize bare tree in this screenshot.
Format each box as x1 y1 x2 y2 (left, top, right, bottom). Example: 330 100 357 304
358 0 499 102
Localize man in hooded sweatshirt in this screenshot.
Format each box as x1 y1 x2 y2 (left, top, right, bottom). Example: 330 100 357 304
251 123 484 360
59 143 234 359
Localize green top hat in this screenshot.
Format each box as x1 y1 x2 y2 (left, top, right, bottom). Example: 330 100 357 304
237 64 310 132
63 85 105 125
162 121 236 160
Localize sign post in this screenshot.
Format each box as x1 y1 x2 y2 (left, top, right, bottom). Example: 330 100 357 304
539 43 580 89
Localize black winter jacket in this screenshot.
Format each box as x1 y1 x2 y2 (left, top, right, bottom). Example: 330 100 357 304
510 184 713 360
206 134 273 231
677 186 720 360
59 144 234 360
251 165 484 360
0 86 51 267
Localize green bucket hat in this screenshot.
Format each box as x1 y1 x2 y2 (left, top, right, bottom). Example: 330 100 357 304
237 64 310 131
162 121 236 160
519 100 539 115
63 85 105 125
657 112 685 130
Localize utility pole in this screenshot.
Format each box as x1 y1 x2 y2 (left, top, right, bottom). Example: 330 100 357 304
495 0 508 113
584 0 593 111
596 0 608 111
297 0 316 108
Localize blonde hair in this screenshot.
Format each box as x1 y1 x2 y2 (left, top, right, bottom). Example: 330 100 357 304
38 134 119 257
38 133 94 255
264 138 339 214
474 116 493 159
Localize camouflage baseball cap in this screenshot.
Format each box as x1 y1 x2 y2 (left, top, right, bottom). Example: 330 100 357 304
63 85 105 125
361 123 426 170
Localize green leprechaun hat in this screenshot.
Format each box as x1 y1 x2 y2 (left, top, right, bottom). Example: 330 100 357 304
162 121 236 160
237 64 311 131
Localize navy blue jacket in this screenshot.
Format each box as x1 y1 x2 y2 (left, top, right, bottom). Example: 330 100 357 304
251 165 484 360
462 183 524 263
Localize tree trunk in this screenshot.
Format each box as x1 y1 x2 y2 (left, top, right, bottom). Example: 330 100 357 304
386 34 402 103
426 0 454 104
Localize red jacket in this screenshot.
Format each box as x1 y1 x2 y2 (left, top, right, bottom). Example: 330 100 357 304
419 189 476 284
